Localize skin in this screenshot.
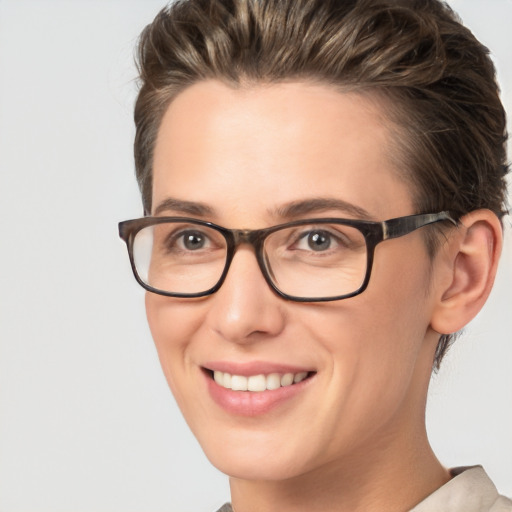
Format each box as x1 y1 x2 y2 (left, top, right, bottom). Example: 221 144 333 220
145 80 501 512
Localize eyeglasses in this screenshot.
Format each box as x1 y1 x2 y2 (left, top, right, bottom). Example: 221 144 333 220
118 212 456 302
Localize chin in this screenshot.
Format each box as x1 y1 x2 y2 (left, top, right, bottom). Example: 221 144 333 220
208 451 306 482
194 426 318 482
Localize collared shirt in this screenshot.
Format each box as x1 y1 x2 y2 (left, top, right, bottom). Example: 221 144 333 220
216 466 512 512
410 466 512 512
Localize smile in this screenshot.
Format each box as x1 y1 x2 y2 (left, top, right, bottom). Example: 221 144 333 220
203 363 316 416
213 370 310 392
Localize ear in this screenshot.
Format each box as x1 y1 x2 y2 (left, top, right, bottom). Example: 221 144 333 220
430 209 503 335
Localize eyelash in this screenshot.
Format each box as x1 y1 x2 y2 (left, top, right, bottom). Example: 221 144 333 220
289 227 351 251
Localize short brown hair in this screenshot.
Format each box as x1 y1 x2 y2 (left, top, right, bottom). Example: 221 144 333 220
133 0 509 369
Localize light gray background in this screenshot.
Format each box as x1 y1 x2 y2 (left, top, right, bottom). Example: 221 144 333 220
0 1 510 511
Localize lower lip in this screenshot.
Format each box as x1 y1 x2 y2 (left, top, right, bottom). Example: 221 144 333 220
204 371 313 417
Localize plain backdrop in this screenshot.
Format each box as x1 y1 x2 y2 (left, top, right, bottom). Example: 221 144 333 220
0 1 510 511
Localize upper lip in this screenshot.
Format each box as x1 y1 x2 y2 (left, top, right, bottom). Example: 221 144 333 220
203 361 315 376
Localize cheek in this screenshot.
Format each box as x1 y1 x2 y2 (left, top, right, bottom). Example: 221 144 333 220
326 244 433 410
145 293 207 343
144 294 203 397
351 244 434 388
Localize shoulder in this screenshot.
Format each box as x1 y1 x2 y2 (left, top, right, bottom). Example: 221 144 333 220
215 504 233 512
490 495 512 512
410 466 512 512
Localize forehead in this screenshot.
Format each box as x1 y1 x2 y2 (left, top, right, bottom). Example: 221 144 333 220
152 80 414 223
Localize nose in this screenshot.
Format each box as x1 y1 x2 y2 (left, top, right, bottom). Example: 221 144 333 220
205 246 286 345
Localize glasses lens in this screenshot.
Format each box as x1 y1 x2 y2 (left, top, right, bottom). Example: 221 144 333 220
263 222 368 299
132 221 228 295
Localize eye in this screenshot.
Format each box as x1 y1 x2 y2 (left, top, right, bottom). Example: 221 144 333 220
294 229 343 252
305 231 331 251
156 225 217 254
179 230 209 250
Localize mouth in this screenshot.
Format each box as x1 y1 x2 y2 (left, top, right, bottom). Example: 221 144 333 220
204 368 315 392
201 362 317 416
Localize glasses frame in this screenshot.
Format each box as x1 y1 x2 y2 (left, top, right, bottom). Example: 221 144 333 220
118 211 457 302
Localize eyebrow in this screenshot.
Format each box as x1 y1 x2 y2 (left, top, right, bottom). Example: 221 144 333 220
153 197 215 217
152 196 375 221
272 198 375 221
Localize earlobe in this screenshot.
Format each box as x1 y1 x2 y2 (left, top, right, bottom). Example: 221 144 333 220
431 209 503 335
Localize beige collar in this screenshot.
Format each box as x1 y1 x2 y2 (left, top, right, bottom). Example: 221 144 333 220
410 466 511 512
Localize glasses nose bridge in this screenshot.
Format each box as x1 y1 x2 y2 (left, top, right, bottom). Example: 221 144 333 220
221 226 277 297
196 225 270 302
230 228 266 251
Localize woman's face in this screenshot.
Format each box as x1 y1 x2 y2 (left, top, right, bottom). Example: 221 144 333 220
146 80 440 481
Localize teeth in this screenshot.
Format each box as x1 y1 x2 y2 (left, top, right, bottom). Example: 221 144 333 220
270 373 284 390
294 371 308 383
223 372 232 388
248 374 266 392
212 370 310 392
231 375 248 391
281 373 294 386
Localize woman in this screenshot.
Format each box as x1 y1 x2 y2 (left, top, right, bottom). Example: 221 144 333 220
119 0 511 510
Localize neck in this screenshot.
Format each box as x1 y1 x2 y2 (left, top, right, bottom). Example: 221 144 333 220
229 425 450 512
